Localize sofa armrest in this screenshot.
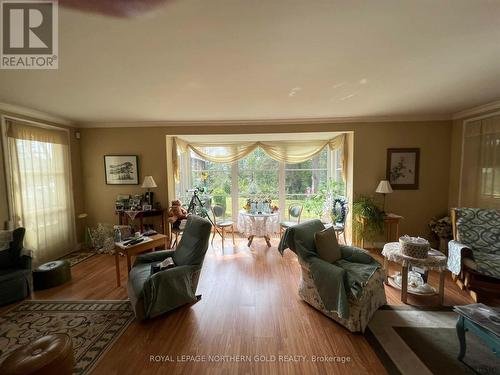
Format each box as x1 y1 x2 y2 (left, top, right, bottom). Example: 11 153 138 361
340 245 379 265
134 250 176 266
150 264 198 281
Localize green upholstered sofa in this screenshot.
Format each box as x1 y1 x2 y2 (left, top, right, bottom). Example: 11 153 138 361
448 208 500 301
127 215 212 320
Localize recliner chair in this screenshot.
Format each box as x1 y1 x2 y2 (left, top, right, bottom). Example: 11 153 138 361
0 228 32 306
127 215 212 320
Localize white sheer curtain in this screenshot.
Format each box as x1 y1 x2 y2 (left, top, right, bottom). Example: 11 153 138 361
460 114 500 209
6 119 76 264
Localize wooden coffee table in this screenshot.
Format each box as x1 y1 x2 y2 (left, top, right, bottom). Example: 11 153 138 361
114 234 167 286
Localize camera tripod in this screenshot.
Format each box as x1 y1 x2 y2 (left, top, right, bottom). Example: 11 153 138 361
186 190 220 236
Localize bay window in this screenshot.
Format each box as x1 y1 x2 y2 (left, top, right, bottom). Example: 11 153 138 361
175 139 344 223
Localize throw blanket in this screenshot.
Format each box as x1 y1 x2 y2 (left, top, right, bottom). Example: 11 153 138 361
448 240 500 279
278 221 381 319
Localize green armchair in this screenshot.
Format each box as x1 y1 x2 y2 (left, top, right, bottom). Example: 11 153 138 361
279 220 386 332
0 228 32 306
127 215 212 320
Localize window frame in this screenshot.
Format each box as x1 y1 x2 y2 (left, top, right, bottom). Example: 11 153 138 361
176 146 342 222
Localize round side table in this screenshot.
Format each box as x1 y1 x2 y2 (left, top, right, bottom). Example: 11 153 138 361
382 242 448 305
237 211 279 247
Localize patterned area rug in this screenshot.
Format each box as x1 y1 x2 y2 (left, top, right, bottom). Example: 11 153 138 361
60 250 96 267
0 300 134 374
366 306 500 375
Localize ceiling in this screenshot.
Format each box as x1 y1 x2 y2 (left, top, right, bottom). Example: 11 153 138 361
1 0 500 124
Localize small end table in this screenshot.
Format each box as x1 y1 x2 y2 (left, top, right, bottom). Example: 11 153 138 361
382 242 447 305
114 234 167 287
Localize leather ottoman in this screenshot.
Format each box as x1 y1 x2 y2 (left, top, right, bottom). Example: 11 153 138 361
0 333 74 375
33 260 71 290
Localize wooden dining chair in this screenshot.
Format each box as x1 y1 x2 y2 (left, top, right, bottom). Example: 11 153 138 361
211 205 236 251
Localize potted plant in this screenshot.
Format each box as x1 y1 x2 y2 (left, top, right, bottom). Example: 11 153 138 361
352 195 384 245
429 216 452 254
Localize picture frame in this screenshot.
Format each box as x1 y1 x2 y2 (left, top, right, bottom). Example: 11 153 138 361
386 148 420 190
104 155 139 185
142 204 152 211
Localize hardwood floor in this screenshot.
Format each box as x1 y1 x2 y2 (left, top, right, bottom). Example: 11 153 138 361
14 236 478 374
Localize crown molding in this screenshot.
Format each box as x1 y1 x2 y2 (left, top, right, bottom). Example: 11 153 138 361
78 114 451 128
0 102 75 127
452 99 500 120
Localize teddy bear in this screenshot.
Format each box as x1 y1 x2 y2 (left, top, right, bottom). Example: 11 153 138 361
167 200 188 229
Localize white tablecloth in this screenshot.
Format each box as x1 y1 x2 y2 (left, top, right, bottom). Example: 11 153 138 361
382 242 447 271
237 211 280 237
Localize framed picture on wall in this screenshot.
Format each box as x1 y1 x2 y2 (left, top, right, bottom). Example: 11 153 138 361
386 148 420 189
104 155 139 185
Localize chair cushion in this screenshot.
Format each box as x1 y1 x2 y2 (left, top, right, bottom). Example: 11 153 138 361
314 227 341 263
216 220 233 227
289 206 302 218
280 221 296 228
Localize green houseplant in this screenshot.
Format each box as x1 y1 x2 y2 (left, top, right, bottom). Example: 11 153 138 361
352 195 384 243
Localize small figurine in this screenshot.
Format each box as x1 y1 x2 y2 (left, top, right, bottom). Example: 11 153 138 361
167 200 188 229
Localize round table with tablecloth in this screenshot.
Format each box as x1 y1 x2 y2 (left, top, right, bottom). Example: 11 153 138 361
382 242 447 305
237 211 279 247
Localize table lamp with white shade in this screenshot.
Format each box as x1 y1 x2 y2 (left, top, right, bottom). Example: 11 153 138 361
141 176 157 206
375 180 393 213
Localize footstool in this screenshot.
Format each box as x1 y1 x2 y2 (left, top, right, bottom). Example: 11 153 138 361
0 333 74 375
33 260 71 290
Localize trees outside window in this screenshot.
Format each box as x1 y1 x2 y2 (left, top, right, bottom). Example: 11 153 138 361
175 146 344 222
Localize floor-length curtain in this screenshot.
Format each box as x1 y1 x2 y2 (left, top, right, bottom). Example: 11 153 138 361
7 120 76 264
460 115 500 208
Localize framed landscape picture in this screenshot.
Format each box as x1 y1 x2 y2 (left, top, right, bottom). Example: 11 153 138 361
386 148 420 189
104 155 139 185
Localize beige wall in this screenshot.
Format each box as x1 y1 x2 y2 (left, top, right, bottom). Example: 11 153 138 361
448 119 463 208
80 121 452 239
80 128 168 227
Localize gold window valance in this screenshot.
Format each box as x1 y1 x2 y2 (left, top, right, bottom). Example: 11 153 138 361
173 133 346 182
6 120 69 145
